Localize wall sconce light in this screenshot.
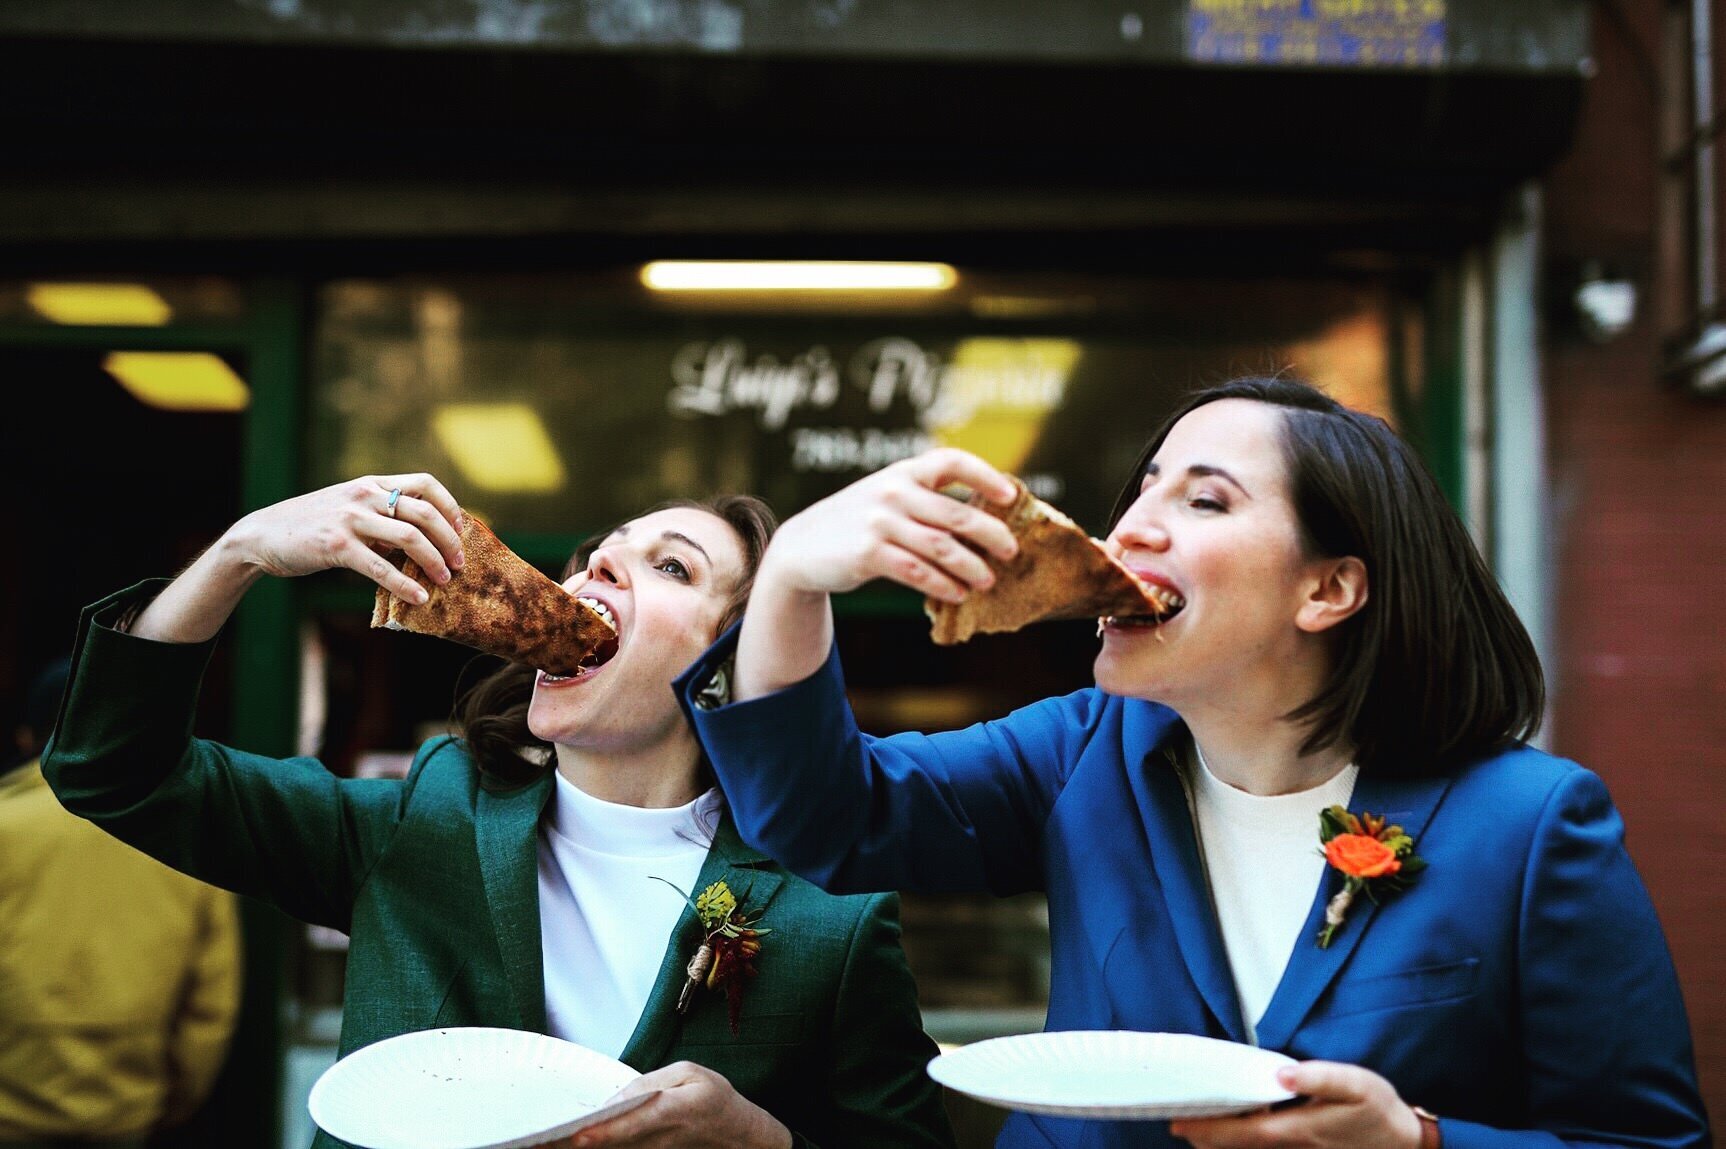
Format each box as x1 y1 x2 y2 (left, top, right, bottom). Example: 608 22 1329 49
1572 261 1638 344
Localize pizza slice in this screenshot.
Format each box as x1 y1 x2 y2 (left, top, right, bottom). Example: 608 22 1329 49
925 476 1183 645
370 515 617 675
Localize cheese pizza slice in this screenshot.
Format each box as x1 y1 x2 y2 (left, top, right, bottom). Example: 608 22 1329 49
925 477 1182 645
371 515 617 675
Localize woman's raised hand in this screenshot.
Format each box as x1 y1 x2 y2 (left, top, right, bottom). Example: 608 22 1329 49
222 474 466 601
733 448 1020 701
759 447 1021 604
128 473 465 645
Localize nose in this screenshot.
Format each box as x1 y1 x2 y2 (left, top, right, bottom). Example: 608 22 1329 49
584 543 629 588
1108 491 1170 556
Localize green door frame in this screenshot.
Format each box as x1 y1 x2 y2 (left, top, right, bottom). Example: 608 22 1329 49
0 277 306 1148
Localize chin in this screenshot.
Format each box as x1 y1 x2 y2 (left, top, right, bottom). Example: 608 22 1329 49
1093 652 1174 704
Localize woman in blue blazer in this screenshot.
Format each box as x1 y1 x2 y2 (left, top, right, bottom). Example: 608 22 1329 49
677 377 1710 1149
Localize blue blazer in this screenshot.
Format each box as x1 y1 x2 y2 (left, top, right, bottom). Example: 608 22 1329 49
678 630 1710 1149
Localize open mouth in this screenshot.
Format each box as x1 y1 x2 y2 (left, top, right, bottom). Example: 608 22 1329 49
543 597 620 681
1104 586 1186 629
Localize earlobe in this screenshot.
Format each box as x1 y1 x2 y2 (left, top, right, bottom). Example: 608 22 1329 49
1296 556 1369 634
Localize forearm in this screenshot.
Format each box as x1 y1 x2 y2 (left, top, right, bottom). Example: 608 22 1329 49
733 551 835 702
129 531 265 643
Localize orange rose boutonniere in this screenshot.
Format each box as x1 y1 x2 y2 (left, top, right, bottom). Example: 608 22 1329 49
1316 805 1426 948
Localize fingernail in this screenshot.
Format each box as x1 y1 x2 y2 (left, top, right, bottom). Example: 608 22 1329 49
412 586 430 604
452 549 465 571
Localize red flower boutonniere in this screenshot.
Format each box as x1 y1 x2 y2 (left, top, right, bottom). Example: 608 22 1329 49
654 878 771 1035
1315 805 1426 948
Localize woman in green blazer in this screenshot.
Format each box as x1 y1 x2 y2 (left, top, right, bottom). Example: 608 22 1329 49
42 473 955 1149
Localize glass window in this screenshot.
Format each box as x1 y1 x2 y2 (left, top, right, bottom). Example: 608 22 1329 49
313 269 1410 547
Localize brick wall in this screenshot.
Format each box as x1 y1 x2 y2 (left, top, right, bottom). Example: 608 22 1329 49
1542 0 1726 1124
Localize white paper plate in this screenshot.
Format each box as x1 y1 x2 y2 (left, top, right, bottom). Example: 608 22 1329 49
308 1027 648 1149
927 1030 1297 1120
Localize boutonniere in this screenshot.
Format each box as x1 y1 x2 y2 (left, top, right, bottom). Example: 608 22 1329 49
653 877 771 1034
1315 805 1426 948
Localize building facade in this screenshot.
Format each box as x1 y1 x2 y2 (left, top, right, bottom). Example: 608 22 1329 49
3 3 1718 1146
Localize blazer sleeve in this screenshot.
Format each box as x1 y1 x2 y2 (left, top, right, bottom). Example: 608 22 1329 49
795 891 956 1149
1443 768 1710 1149
41 583 414 931
678 625 1104 897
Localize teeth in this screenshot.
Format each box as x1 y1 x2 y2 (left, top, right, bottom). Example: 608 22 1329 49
575 596 617 632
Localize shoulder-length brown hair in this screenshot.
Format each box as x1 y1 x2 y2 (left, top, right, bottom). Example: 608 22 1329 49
1107 376 1544 776
455 493 778 788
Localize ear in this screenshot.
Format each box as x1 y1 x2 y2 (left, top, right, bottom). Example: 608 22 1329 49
1295 556 1368 634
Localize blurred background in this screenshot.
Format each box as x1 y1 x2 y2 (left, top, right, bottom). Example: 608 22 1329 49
0 2 1720 1146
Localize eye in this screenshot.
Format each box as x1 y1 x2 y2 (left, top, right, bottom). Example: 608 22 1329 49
655 556 691 581
1188 495 1227 512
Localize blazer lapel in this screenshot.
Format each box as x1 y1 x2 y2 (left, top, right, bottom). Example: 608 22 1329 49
620 814 784 1071
1252 770 1453 1052
1124 712 1248 1044
475 773 555 1034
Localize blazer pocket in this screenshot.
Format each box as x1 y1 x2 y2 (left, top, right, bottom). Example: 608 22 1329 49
1320 958 1480 1021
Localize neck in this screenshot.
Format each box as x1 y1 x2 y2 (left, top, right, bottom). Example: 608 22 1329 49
1182 709 1354 797
552 737 705 809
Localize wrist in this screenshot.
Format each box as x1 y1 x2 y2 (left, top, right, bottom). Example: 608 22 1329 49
1409 1105 1441 1149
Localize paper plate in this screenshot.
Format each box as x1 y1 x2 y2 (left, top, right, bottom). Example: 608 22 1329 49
308 1027 648 1149
927 1030 1297 1120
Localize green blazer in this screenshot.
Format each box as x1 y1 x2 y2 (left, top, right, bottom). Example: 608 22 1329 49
43 585 955 1149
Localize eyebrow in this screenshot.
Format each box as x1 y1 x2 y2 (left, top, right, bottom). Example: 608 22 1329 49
606 524 713 566
1143 461 1253 498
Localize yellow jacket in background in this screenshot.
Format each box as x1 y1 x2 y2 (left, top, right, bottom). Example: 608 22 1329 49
0 760 242 1141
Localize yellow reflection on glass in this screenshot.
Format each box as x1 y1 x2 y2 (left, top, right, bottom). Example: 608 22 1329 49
432 404 567 494
103 352 250 412
1284 312 1395 424
29 283 173 326
641 261 958 292
928 338 1082 472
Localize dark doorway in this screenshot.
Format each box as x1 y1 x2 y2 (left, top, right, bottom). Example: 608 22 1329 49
1 345 245 729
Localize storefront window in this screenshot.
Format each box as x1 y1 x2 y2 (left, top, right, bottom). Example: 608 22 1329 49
313 269 1407 546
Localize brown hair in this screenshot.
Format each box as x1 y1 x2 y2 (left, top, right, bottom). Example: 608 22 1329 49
456 493 777 787
1107 376 1544 776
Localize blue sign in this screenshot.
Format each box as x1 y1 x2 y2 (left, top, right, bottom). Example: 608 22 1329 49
1187 0 1446 68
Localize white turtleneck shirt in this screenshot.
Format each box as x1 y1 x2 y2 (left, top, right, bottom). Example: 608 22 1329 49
1188 746 1359 1045
536 772 720 1057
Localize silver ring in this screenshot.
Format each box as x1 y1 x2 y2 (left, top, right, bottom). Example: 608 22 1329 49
385 488 403 518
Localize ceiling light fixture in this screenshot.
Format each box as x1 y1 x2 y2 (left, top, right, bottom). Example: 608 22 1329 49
641 261 958 292
29 283 173 326
103 352 249 412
